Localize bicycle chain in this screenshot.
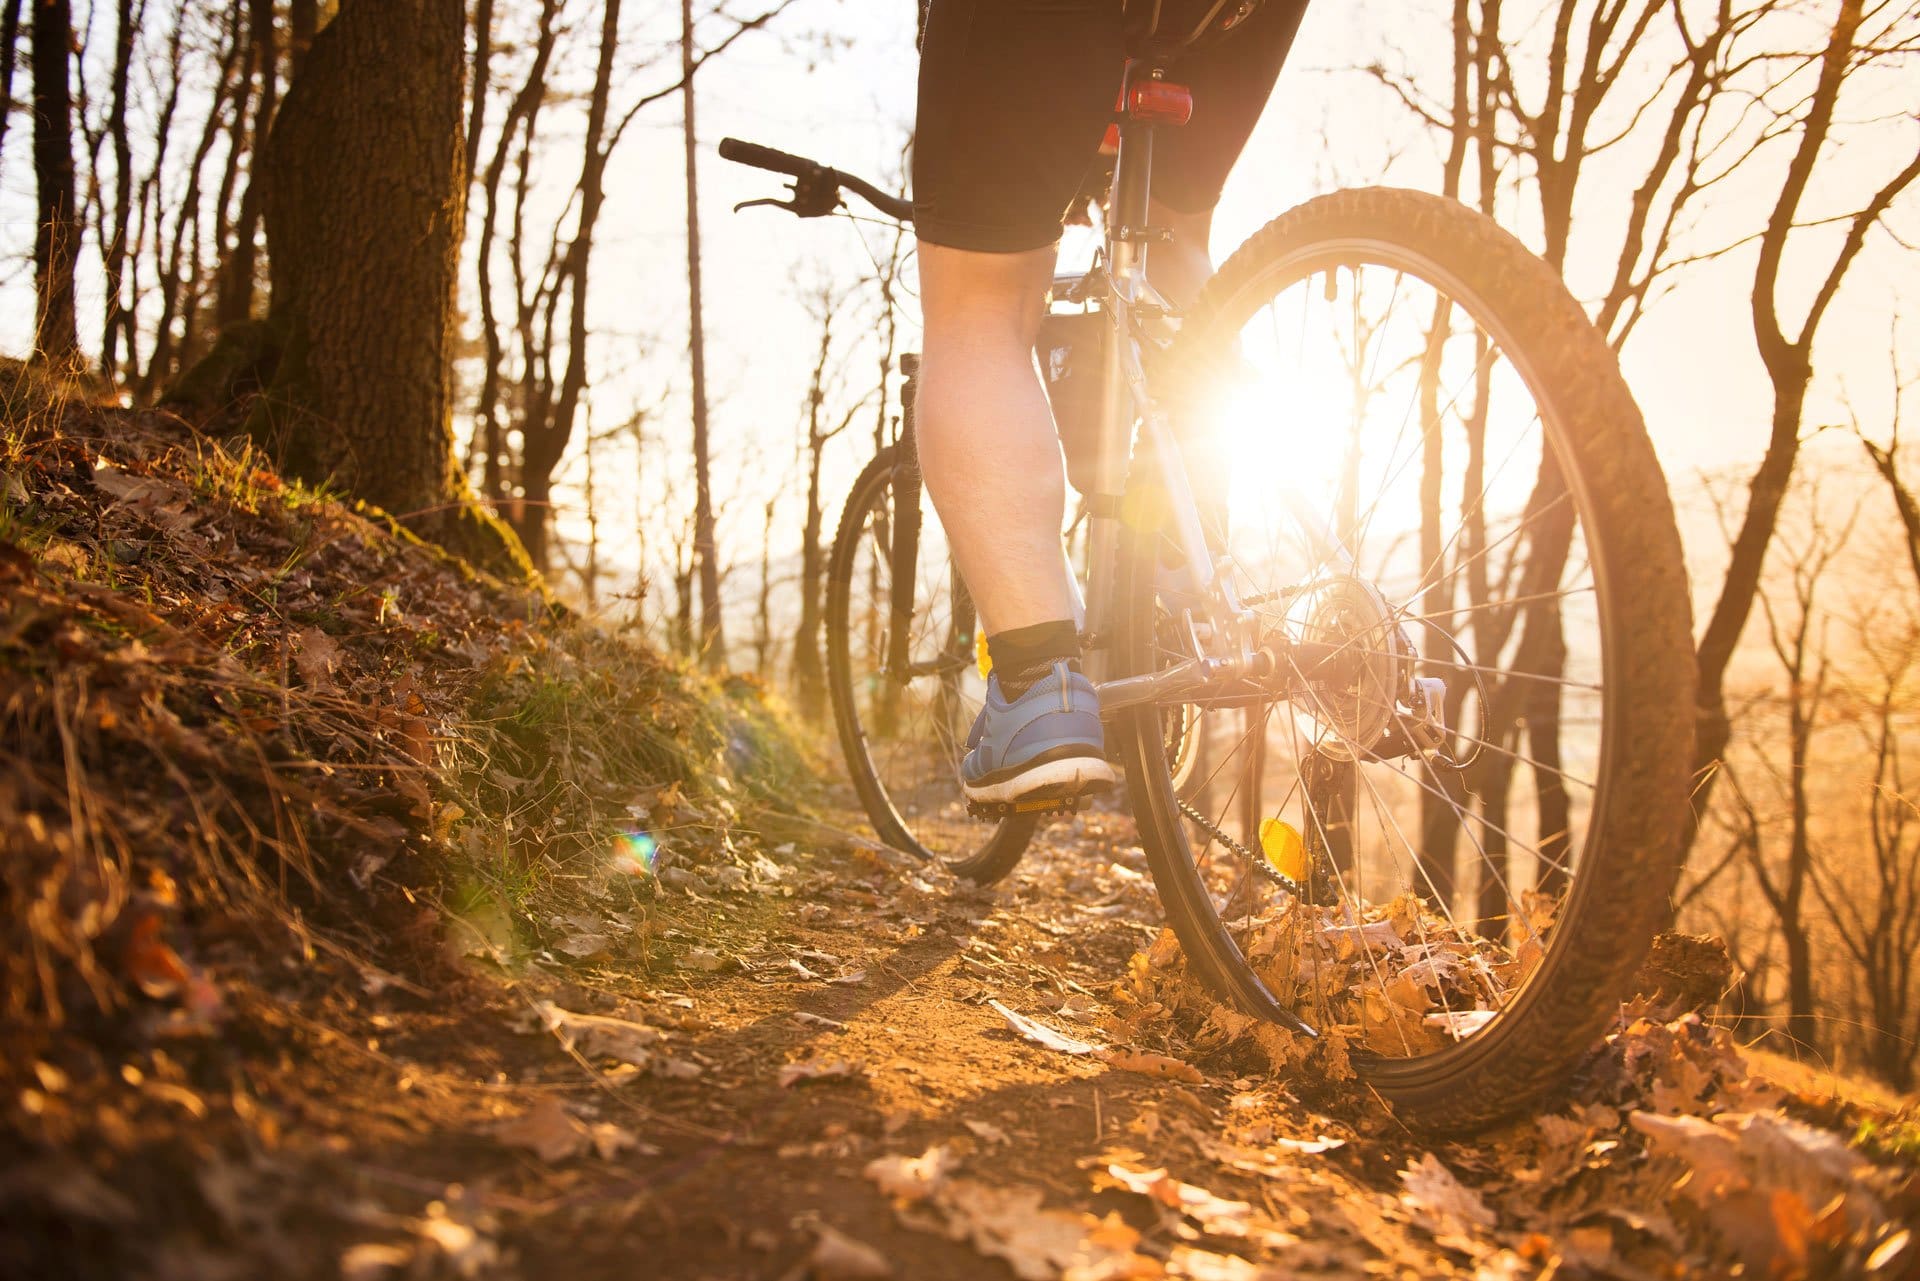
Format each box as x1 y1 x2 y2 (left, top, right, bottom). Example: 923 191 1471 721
1175 796 1304 896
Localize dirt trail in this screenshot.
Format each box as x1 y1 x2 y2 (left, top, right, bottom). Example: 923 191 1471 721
105 800 1895 1281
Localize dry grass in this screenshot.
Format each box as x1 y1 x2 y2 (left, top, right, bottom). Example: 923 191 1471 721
0 370 812 1039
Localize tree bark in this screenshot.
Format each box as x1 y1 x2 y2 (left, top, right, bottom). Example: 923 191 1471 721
683 0 727 668
247 0 527 578
288 0 316 75
30 0 81 367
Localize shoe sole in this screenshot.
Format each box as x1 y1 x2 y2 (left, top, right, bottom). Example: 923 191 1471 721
962 755 1118 806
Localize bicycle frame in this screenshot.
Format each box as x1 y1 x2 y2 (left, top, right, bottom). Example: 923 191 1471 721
1075 63 1260 708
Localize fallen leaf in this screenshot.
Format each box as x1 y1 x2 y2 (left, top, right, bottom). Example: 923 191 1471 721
1167 1246 1275 1280
531 1002 659 1067
293 626 342 689
1399 1153 1496 1232
555 933 612 959
807 1223 894 1280
865 1146 960 1203
122 912 192 998
963 1119 1011 1146
588 1120 647 1160
493 1096 588 1162
1098 1049 1204 1084
1055 994 1101 1022
681 947 726 972
780 1057 863 1088
988 999 1101 1056
340 1242 413 1281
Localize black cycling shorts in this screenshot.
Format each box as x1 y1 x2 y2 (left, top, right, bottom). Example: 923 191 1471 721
913 0 1310 254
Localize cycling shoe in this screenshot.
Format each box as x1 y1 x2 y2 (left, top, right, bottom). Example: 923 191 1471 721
961 661 1117 806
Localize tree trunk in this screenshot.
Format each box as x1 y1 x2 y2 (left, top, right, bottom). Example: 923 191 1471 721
30 0 80 368
683 0 726 668
248 0 527 578
0 0 25 178
288 0 317 75
100 0 137 383
795 426 827 718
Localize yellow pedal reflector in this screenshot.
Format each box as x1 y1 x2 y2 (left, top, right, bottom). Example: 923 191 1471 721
1259 818 1308 883
976 631 992 679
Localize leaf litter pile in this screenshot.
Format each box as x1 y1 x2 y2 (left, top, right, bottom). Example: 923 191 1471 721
2 377 1917 1279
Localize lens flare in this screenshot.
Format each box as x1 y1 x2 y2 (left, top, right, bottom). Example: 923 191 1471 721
614 830 658 877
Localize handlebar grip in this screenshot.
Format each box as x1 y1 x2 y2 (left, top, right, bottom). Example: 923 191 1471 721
718 137 819 178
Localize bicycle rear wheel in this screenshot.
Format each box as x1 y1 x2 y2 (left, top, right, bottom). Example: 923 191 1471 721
1120 188 1694 1133
826 446 1037 883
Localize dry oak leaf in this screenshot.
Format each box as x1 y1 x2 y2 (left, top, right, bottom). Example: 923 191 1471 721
1398 1153 1497 1232
293 626 342 689
1097 1050 1203 1084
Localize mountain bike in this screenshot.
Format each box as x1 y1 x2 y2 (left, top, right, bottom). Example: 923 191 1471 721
719 61 1694 1133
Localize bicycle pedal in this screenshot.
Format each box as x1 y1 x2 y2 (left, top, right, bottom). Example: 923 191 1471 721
967 795 1089 822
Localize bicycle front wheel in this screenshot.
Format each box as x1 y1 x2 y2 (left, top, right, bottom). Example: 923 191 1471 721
1121 188 1694 1133
826 446 1037 883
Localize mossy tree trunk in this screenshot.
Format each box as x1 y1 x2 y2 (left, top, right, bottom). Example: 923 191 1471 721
247 0 528 579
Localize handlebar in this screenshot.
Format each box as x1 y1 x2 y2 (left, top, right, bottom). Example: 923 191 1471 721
718 136 914 224
717 137 816 178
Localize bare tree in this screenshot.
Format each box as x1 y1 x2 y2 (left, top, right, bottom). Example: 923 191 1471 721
212 0 277 328
791 275 869 719
682 0 725 666
143 2 246 401
90 0 142 384
1734 482 1854 1053
1812 603 1920 1089
0 0 25 178
31 0 80 366
1689 0 1920 826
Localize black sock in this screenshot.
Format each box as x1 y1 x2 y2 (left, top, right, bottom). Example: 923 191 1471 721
987 619 1080 700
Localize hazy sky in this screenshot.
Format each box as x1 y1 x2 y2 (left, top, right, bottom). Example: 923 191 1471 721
4 0 1913 623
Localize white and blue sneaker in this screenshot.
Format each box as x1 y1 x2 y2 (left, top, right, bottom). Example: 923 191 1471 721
961 660 1117 811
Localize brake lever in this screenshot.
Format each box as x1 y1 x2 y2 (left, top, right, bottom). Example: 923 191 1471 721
730 172 842 218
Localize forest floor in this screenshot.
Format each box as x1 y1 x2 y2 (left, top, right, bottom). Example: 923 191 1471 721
3 376 1919 1281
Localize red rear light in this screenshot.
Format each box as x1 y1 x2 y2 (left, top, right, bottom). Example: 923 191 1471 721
1127 80 1193 126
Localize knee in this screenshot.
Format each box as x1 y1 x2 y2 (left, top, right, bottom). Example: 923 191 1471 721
919 241 1055 352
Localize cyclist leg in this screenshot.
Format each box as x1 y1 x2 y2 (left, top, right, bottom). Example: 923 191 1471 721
914 0 1124 803
913 242 1067 642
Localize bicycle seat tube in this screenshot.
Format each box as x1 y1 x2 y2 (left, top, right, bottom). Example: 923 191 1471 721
1084 62 1247 691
